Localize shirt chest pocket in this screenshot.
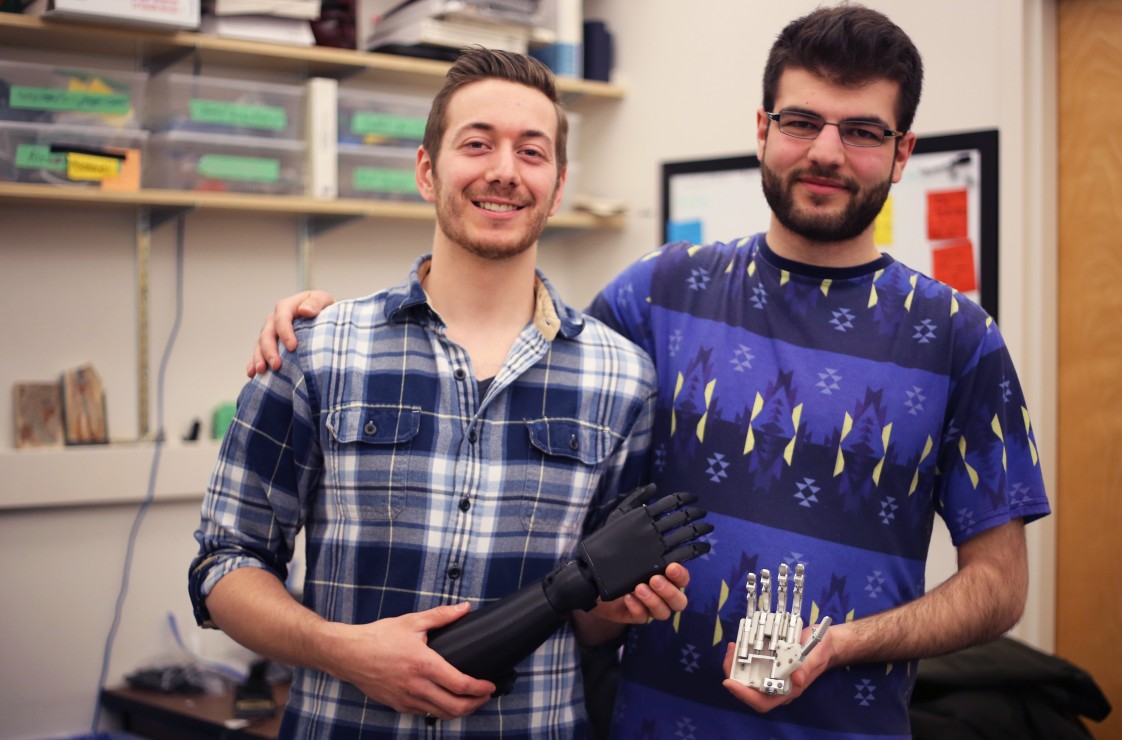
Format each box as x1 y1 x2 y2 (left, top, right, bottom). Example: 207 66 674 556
326 406 421 521
521 419 615 535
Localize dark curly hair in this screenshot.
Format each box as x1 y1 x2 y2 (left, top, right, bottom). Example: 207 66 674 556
763 4 924 133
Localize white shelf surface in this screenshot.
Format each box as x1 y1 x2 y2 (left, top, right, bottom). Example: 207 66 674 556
0 440 220 510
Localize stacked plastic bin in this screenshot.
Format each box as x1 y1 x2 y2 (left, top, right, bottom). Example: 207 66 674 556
144 73 307 195
335 88 429 202
0 60 148 189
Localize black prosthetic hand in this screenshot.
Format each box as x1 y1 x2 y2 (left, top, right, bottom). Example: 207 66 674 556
426 484 712 695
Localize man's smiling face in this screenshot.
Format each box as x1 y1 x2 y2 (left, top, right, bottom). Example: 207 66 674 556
417 78 565 261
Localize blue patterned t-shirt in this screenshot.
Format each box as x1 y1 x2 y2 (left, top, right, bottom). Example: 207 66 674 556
587 234 1050 739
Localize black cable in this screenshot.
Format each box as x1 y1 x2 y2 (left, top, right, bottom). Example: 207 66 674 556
90 213 187 733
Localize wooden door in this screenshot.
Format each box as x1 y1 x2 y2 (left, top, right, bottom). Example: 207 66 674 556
1058 1 1122 736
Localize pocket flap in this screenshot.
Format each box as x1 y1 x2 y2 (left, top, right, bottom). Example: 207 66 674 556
525 419 612 465
328 406 421 445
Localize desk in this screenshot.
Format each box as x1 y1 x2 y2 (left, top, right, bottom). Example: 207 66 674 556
100 683 287 740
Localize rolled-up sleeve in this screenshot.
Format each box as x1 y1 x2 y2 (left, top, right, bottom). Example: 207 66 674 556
188 348 323 627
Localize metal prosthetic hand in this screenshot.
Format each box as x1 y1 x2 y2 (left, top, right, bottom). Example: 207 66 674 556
426 484 712 695
728 563 832 695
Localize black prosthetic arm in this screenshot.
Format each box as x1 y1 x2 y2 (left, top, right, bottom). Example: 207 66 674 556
425 578 567 695
425 485 712 694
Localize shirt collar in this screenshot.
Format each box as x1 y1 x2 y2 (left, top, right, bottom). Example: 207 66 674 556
385 255 585 340
757 234 894 280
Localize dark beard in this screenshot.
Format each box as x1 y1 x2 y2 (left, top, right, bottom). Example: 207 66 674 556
761 161 891 243
434 184 552 261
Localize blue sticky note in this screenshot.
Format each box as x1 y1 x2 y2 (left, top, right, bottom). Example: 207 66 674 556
667 219 703 245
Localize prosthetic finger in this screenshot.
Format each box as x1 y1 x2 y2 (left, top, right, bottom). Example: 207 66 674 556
664 542 711 563
652 505 708 534
644 490 699 518
611 483 659 516
662 520 715 549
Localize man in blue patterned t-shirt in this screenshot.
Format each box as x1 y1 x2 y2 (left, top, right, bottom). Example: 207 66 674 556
582 7 1049 738
251 6 1051 739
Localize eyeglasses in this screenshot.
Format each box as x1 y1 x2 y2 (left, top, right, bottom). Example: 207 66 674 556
765 110 903 148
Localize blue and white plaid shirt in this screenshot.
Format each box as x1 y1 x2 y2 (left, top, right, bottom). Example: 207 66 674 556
190 256 656 738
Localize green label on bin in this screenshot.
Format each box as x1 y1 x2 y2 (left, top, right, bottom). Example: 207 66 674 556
353 167 418 194
10 85 131 115
190 99 287 131
15 144 66 171
351 112 426 139
197 154 280 183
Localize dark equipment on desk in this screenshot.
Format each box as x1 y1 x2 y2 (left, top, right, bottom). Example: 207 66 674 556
124 663 215 694
233 659 277 719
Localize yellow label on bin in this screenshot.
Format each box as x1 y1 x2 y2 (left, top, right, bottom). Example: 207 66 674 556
67 152 122 181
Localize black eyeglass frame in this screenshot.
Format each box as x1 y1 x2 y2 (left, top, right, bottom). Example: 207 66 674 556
765 110 904 148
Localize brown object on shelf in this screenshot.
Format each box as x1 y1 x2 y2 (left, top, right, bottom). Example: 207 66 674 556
13 382 65 449
61 363 109 445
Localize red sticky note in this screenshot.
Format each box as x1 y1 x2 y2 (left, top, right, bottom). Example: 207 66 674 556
927 189 969 241
931 239 977 293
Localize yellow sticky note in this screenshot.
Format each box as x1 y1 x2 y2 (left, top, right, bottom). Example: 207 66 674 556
67 152 122 182
874 194 894 247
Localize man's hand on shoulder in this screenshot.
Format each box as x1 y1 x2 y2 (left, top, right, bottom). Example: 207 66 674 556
247 290 336 377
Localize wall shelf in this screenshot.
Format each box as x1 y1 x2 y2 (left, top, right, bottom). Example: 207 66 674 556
0 182 625 229
0 441 220 511
0 14 626 99
0 14 626 230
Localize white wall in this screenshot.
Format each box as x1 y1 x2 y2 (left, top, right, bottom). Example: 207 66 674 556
0 2 1056 737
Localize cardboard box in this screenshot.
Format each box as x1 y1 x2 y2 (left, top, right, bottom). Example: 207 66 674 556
27 0 200 30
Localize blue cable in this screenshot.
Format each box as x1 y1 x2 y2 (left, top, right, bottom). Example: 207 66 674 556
90 213 187 734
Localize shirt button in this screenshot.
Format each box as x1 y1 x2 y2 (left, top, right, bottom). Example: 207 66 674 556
459 497 471 512
364 421 377 436
454 368 466 380
569 433 579 451
447 564 462 579
468 429 477 444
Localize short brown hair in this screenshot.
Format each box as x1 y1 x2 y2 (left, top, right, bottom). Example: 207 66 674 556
763 3 924 133
423 47 568 175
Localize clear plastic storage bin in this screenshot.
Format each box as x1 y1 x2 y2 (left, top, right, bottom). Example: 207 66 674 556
0 120 146 188
146 73 305 140
337 144 421 201
145 130 306 195
0 59 146 129
337 88 430 147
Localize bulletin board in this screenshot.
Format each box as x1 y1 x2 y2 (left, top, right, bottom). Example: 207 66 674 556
661 130 999 319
